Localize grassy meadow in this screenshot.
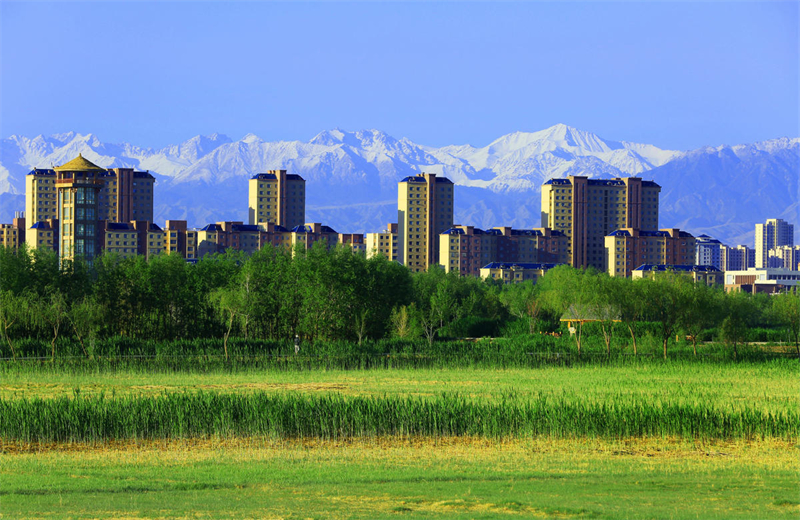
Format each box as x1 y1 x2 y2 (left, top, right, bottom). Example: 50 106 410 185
3 437 797 520
2 357 797 519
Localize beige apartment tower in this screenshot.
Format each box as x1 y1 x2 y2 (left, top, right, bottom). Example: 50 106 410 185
248 171 306 230
541 176 661 269
755 218 794 268
25 169 59 225
99 168 155 223
54 154 104 264
397 173 454 272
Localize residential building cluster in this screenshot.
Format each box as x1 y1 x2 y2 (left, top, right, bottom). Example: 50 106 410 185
1 154 797 293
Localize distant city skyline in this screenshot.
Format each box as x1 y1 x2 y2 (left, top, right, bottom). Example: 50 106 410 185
1 2 797 151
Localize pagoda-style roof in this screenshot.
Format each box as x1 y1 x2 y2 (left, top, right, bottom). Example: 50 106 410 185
54 153 105 172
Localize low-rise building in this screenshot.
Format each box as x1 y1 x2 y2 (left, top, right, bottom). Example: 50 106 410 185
479 262 560 284
366 223 399 262
440 226 493 277
0 215 26 251
163 220 198 260
724 267 800 294
26 219 58 253
289 223 339 251
631 264 722 285
606 228 696 277
103 222 139 259
338 233 366 254
440 225 568 277
131 221 165 260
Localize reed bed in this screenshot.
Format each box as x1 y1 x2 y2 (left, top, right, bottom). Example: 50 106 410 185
1 391 795 443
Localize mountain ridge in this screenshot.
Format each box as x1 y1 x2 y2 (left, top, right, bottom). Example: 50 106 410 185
1 125 797 247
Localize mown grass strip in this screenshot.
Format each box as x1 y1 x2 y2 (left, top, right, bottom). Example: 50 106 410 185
1 391 796 443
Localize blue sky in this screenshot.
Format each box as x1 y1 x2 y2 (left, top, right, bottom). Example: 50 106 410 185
1 1 797 151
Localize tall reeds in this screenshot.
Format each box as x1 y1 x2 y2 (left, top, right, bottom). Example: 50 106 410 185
1 391 795 443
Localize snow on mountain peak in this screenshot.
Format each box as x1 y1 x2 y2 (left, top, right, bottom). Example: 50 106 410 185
49 131 77 143
206 133 231 142
240 133 262 144
309 128 399 150
3 125 794 248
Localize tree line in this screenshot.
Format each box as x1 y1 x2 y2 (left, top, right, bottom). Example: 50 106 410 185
0 244 797 359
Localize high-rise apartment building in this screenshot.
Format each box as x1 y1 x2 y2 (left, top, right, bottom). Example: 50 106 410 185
25 169 58 225
366 223 399 262
695 234 723 269
54 154 104 264
99 168 155 223
720 245 755 271
755 219 794 268
397 173 454 272
605 228 696 278
541 176 661 269
439 226 568 277
248 171 306 230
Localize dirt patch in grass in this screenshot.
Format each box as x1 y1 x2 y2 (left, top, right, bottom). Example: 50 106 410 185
3 435 795 459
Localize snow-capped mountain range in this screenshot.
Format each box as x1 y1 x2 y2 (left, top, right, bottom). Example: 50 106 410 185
1 124 797 247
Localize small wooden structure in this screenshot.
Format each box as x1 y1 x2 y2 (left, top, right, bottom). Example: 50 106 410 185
560 304 620 335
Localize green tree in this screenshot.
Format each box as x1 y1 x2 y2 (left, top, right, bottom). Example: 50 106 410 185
390 304 421 339
591 275 622 356
0 245 34 294
771 290 800 356
209 286 244 360
0 290 34 358
611 278 647 356
499 281 542 334
642 272 690 360
538 265 597 355
679 283 724 356
42 291 68 360
67 296 102 358
719 290 754 358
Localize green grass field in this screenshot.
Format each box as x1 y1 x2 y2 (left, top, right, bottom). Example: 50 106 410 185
3 361 796 412
2 359 798 519
3 438 797 519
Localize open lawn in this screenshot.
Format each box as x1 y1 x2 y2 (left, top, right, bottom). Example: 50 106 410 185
2 437 797 520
